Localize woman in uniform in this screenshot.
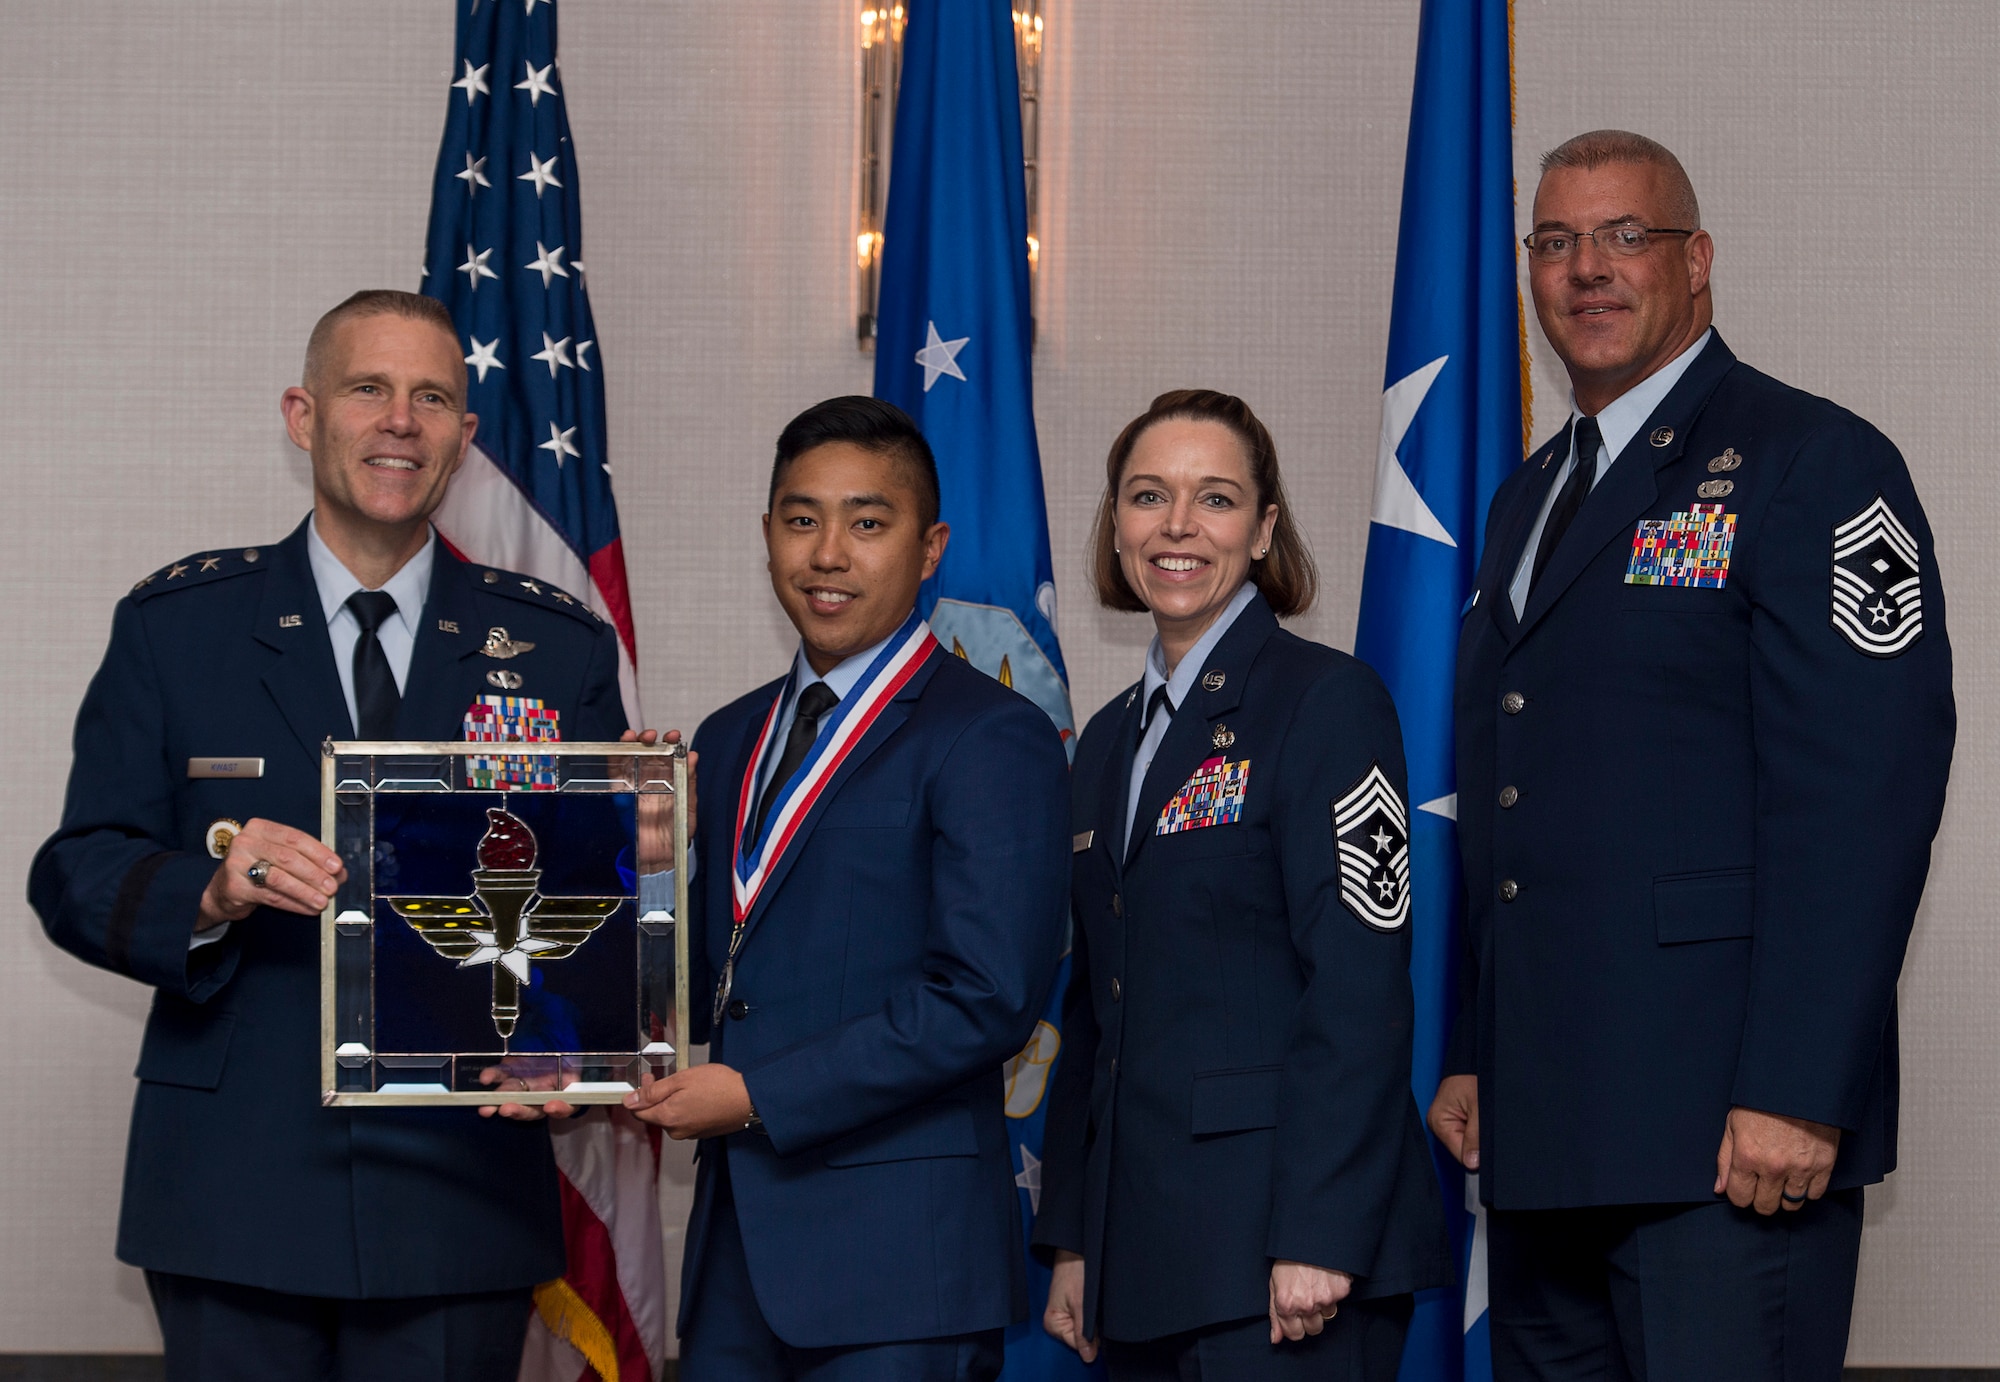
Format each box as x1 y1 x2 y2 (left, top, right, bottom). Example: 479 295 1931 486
1035 389 1449 1379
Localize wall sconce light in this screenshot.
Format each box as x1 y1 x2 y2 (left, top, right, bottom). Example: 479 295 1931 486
855 1 1043 348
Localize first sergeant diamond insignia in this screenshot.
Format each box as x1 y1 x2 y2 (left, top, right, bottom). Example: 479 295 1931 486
1832 494 1924 657
1331 763 1410 932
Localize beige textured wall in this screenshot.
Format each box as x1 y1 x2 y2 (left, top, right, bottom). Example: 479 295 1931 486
1 0 1993 1362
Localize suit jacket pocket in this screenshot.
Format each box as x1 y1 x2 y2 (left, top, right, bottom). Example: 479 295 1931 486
1654 867 1754 943
823 1098 978 1166
1190 1064 1282 1136
817 798 912 830
135 1002 236 1090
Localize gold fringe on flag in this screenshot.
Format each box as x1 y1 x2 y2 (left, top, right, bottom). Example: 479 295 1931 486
534 1277 623 1382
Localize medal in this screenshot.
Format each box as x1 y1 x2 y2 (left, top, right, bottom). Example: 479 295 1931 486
719 611 939 1020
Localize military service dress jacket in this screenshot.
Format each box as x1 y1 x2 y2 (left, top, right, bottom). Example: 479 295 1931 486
1449 333 1956 1211
1035 591 1451 1344
30 517 626 1297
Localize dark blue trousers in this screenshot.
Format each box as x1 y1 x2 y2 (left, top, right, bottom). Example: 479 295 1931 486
145 1271 532 1382
1486 1190 1864 1382
1101 1295 1414 1381
680 1144 1005 1381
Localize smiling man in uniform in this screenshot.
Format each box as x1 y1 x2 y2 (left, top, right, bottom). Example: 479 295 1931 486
1430 131 1956 1381
625 395 1069 1382
31 290 625 1381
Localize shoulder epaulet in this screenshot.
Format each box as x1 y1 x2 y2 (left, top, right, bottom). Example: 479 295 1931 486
129 545 270 601
473 566 606 630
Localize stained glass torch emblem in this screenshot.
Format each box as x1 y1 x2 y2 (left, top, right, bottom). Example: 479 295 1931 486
387 808 621 1039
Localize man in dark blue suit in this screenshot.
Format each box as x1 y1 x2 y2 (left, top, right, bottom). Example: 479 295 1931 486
1430 132 1955 1380
31 291 627 1382
624 396 1070 1381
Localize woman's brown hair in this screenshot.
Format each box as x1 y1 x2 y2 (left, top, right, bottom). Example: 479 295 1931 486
1088 389 1317 617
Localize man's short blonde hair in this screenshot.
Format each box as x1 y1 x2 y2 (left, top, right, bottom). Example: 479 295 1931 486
302 290 462 394
1540 130 1701 229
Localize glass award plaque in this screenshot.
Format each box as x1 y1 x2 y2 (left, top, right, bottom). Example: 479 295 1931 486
320 740 689 1107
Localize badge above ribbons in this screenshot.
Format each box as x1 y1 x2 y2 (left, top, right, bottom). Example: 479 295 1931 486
1832 494 1925 657
1332 763 1410 931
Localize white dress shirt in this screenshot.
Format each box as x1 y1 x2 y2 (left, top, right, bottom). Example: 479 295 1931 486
1508 329 1713 618
306 516 435 732
1124 580 1259 854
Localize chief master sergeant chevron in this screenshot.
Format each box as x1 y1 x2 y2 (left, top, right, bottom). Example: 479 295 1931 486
1428 132 1956 1381
29 290 626 1382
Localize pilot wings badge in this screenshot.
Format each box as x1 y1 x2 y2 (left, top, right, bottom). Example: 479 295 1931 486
386 808 619 1039
481 627 535 659
1832 494 1924 657
1331 763 1410 931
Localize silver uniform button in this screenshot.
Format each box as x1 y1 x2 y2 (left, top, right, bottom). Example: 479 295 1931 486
1499 786 1519 808
1502 691 1526 715
1499 879 1519 902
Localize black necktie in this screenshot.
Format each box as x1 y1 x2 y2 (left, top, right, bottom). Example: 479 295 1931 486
1145 685 1173 734
754 681 841 841
346 590 401 739
1531 415 1604 592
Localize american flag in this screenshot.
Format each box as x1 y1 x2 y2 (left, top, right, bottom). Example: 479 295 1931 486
418 3 665 1380
420 0 639 728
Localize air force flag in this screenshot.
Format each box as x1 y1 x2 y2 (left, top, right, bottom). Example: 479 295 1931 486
1352 0 1523 1377
871 0 1074 751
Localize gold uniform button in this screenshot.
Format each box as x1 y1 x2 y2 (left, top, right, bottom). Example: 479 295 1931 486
1499 879 1519 902
1499 786 1519 808
1502 692 1526 715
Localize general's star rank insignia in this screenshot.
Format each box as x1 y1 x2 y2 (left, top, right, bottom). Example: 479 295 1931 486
1832 494 1924 657
1331 763 1409 931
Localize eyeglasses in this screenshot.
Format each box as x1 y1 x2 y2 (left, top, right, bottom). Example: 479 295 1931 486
1523 224 1696 263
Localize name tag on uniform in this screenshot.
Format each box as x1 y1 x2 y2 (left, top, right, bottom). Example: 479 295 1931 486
187 757 264 779
1073 830 1094 853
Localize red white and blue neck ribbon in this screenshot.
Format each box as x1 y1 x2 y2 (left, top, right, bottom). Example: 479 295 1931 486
730 609 938 923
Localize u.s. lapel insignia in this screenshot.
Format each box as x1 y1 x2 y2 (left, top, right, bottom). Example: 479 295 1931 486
1332 764 1409 931
1201 670 1226 692
482 627 536 659
1832 494 1924 657
1156 756 1251 835
438 619 460 634
278 613 303 628
1211 724 1235 750
205 818 242 860
1708 448 1743 473
488 669 524 690
1650 427 1675 447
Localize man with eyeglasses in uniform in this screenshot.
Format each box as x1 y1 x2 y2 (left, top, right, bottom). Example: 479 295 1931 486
1428 130 1955 1380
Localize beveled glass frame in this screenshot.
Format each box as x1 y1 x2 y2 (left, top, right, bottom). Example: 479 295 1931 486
319 740 689 1107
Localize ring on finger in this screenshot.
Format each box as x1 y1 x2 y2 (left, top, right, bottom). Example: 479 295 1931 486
1321 1308 1338 1319
1780 1188 1808 1204
247 859 272 887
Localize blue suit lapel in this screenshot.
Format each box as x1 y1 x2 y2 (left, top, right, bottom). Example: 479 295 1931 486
1124 593 1273 867
1097 683 1146 881
396 538 485 739
1488 425 1572 646
255 520 352 762
1515 335 1739 641
733 646 944 948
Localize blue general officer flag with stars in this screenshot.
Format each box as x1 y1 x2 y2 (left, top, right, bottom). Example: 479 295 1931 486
419 0 641 726
871 5 1089 1379
1352 0 1520 1377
